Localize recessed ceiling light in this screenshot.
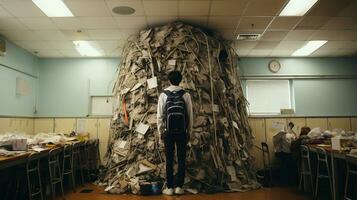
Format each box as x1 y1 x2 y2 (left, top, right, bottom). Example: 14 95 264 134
73 41 102 57
112 6 136 15
279 0 318 16
32 0 73 17
292 40 327 56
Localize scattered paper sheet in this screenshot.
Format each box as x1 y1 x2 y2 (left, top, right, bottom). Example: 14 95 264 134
147 77 158 89
120 88 130 95
31 146 46 152
168 59 176 66
130 82 143 92
232 121 239 129
135 123 150 135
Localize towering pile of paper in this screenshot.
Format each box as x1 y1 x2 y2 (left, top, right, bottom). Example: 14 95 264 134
100 22 259 194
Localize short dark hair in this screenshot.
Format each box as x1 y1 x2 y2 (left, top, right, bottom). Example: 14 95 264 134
300 126 311 136
168 71 182 86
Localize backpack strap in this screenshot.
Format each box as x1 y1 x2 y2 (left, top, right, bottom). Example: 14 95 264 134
163 89 185 98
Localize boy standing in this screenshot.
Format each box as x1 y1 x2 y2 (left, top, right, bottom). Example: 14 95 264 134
157 71 193 195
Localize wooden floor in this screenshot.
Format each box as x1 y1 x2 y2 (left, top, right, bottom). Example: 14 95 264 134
61 184 311 200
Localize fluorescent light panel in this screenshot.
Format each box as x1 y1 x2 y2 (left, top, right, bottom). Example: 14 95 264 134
32 0 73 17
73 41 102 57
292 40 327 56
279 0 318 16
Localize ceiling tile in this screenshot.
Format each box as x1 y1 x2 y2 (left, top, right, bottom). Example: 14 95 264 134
18 18 58 30
275 41 306 50
114 16 147 29
234 41 259 50
260 31 288 41
65 0 111 17
61 30 91 40
248 49 273 56
35 49 63 58
295 16 330 30
0 5 12 17
78 17 118 29
307 0 352 17
33 30 68 41
310 30 357 41
337 1 357 17
88 29 122 40
96 40 123 50
321 17 357 30
270 49 295 57
59 49 82 57
147 16 178 27
51 18 81 30
244 0 287 16
210 0 248 16
119 29 140 40
0 30 40 40
179 1 210 16
1 1 45 17
0 18 27 30
15 41 56 50
106 0 145 16
238 17 273 30
178 16 208 27
48 41 75 50
269 17 301 30
143 1 178 16
208 16 240 30
219 29 236 40
254 41 279 49
283 30 315 41
235 49 251 57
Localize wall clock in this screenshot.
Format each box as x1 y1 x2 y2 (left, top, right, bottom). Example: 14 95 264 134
268 60 281 73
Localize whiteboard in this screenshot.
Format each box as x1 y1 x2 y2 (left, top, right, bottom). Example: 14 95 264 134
246 80 291 115
90 96 114 116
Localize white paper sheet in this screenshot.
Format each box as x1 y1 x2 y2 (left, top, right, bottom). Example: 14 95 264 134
135 123 150 135
147 77 158 89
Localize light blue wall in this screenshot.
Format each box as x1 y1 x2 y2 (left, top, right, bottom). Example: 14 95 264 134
0 38 39 117
37 58 119 117
239 58 357 116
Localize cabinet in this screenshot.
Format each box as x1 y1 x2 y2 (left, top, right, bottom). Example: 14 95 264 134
34 118 54 133
54 118 76 134
327 118 351 131
306 118 328 130
248 118 266 170
98 118 111 163
351 118 357 132
0 118 11 134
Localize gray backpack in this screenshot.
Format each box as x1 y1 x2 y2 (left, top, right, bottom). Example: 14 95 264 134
163 90 187 135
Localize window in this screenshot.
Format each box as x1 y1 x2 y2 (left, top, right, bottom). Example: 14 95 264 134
90 96 114 116
246 80 292 115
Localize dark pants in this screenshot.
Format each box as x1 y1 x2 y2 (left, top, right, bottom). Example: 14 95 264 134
164 133 187 189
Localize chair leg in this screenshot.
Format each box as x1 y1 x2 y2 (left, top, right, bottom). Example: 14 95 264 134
37 164 44 200
57 161 65 199
326 161 333 199
315 162 319 200
344 170 350 200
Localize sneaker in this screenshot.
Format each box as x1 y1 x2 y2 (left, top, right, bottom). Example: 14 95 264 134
174 187 184 195
162 188 174 195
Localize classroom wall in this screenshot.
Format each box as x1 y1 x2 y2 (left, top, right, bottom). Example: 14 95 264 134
238 58 357 116
37 58 119 117
0 38 39 117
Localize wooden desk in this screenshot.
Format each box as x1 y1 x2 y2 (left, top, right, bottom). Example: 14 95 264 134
0 146 62 171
